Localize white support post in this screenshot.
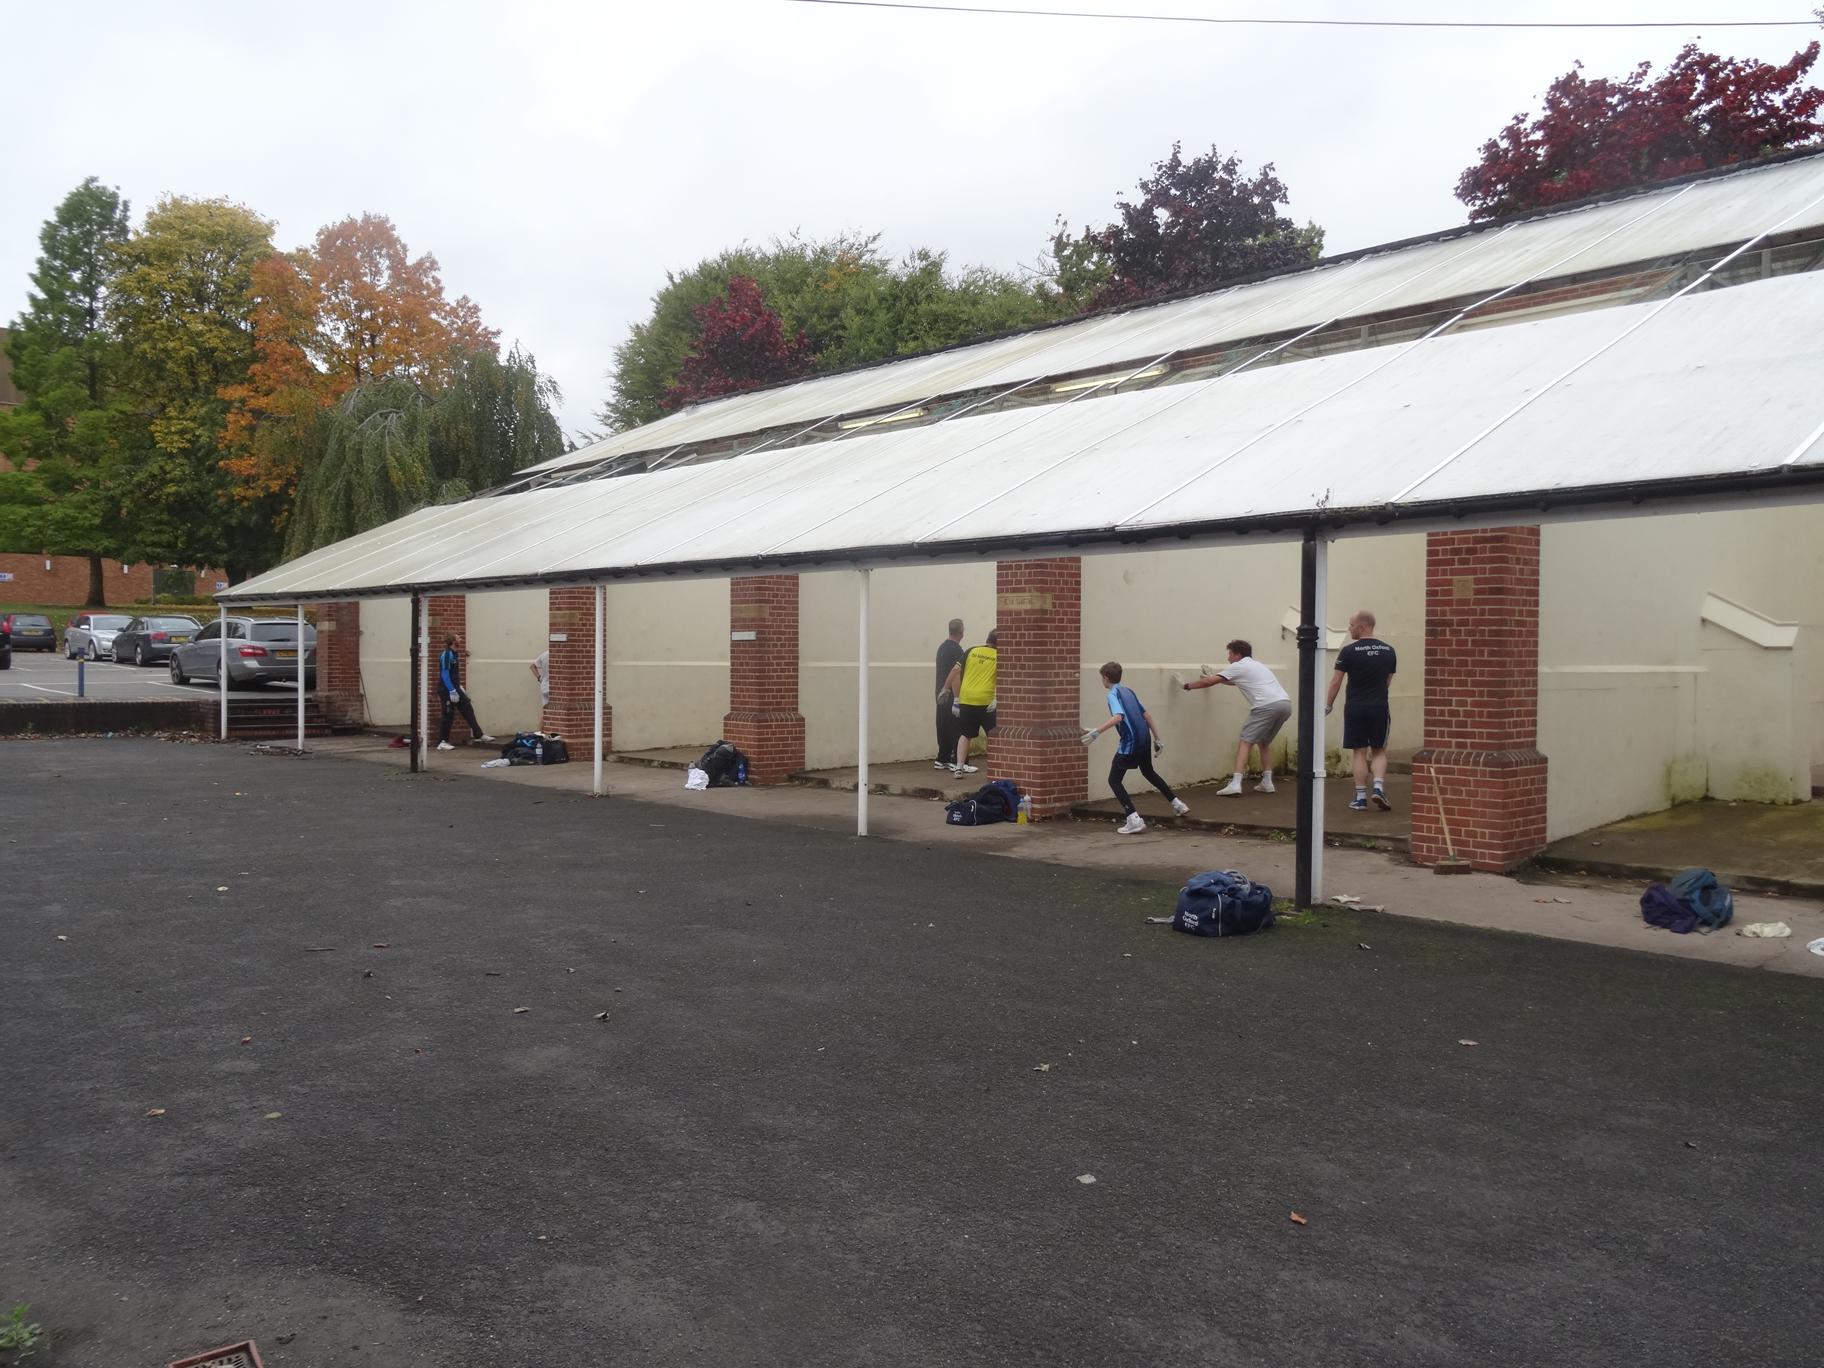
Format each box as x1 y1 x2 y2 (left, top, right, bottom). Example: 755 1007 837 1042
296 602 306 752
592 582 605 797
417 595 430 766
217 604 228 741
857 568 871 837
1307 538 1329 903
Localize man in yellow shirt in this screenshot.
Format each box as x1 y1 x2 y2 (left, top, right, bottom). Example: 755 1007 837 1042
940 628 998 778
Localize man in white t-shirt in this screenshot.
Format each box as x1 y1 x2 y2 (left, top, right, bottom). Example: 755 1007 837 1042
530 649 550 708
1182 638 1292 796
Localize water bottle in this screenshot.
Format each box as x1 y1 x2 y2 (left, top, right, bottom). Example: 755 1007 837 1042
1017 794 1033 825
534 739 544 764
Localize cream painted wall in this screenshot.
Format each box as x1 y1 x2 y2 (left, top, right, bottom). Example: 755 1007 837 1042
801 563 997 770
464 588 549 738
603 578 730 752
358 596 412 726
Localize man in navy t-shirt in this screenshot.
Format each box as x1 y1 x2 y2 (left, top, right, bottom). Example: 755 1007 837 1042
1325 610 1397 811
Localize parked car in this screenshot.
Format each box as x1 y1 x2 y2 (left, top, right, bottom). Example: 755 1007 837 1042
0 612 58 652
0 622 11 670
64 611 134 661
110 614 202 666
170 616 317 688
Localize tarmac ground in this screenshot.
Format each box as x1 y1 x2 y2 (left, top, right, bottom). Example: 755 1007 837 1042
4 737 1822 1366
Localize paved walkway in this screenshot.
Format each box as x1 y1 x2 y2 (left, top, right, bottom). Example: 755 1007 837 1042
325 736 1824 979
1543 796 1824 897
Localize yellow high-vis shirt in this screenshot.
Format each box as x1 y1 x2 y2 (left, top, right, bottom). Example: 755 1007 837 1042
959 646 997 706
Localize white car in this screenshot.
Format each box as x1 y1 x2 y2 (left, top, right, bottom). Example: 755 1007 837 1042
63 612 133 661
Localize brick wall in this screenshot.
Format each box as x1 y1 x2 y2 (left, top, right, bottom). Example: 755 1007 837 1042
1410 527 1549 872
541 586 611 760
426 594 475 744
0 553 226 606
986 557 1088 818
723 574 804 784
316 601 364 726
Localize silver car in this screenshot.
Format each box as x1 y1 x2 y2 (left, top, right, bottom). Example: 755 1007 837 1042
169 616 317 688
63 612 134 660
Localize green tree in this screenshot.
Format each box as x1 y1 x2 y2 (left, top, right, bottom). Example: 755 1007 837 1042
0 177 133 604
108 196 278 576
427 343 566 495
601 234 1060 431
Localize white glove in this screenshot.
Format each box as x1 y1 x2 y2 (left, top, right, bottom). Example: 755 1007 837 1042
951 701 961 718
1152 736 1165 757
1079 728 1099 747
448 690 459 703
1324 703 1333 716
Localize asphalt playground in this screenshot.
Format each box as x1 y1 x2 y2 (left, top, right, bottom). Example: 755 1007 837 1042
4 738 1822 1367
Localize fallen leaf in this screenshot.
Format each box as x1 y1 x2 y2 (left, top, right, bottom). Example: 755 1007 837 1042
304 946 336 952
1357 943 1372 950
216 886 229 892
55 934 68 941
1458 1039 1480 1047
1033 1063 1053 1073
1330 894 1363 906
512 1007 529 1014
362 970 374 979
145 1107 167 1118
1533 897 1572 905
1076 1174 1097 1185
414 1047 423 1054
372 943 391 950
264 1111 282 1120
536 1234 548 1242
239 1036 252 1046
484 971 502 977
1289 1211 1308 1226
594 1011 611 1022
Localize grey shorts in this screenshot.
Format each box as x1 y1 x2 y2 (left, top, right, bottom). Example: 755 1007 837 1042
1240 698 1293 744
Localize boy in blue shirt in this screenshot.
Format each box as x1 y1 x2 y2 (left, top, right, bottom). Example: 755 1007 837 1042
436 634 495 751
1082 661 1189 835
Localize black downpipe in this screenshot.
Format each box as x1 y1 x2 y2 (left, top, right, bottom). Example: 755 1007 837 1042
1295 530 1319 908
408 595 422 774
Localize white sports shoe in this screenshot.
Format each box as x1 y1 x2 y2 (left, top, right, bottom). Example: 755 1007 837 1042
1256 777 1276 793
933 760 949 771
478 734 496 742
1214 778 1244 796
952 762 979 775
1170 797 1190 816
436 741 455 751
1117 812 1146 835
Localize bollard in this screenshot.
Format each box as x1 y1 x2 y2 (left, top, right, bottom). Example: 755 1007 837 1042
77 658 85 698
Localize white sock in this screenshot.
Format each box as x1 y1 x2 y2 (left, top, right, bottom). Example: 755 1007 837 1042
1232 772 1244 784
1356 786 1367 800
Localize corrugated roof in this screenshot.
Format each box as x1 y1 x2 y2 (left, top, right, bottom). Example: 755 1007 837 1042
224 265 1824 604
519 152 1824 479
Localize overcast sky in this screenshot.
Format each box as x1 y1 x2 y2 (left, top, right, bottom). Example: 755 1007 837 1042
3 1 1817 438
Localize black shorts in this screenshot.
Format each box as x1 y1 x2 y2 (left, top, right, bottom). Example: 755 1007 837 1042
1343 704 1390 750
956 703 993 739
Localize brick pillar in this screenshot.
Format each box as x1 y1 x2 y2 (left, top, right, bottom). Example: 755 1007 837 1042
541 587 610 761
987 557 1088 818
316 601 364 727
723 575 804 784
426 594 474 744
1411 527 1548 872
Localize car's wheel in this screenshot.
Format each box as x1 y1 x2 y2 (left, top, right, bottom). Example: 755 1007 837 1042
85 641 98 661
170 655 188 685
111 645 123 663
134 643 147 667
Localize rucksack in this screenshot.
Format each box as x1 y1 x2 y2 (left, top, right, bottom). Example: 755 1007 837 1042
1640 883 1696 934
1668 867 1733 931
696 740 750 788
944 779 1022 827
499 731 569 765
1173 870 1276 938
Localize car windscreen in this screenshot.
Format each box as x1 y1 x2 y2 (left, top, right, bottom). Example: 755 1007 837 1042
17 615 52 628
148 617 200 631
90 615 131 630
250 622 317 642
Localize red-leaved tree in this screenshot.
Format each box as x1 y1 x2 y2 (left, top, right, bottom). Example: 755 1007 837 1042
661 274 812 411
1458 42 1824 221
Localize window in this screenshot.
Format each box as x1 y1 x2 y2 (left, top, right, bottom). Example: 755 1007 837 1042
196 623 219 643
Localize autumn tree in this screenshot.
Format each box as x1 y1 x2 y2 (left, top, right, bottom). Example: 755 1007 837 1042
1047 143 1325 312
659 275 812 411
1457 42 1824 221
0 177 133 604
107 196 278 575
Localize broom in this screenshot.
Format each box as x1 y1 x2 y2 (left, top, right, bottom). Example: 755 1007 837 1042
1431 768 1472 875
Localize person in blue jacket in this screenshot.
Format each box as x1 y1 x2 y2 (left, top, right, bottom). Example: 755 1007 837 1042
436 635 494 751
1082 661 1190 835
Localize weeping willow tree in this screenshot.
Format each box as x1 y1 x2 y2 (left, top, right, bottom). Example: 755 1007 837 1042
283 346 567 558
